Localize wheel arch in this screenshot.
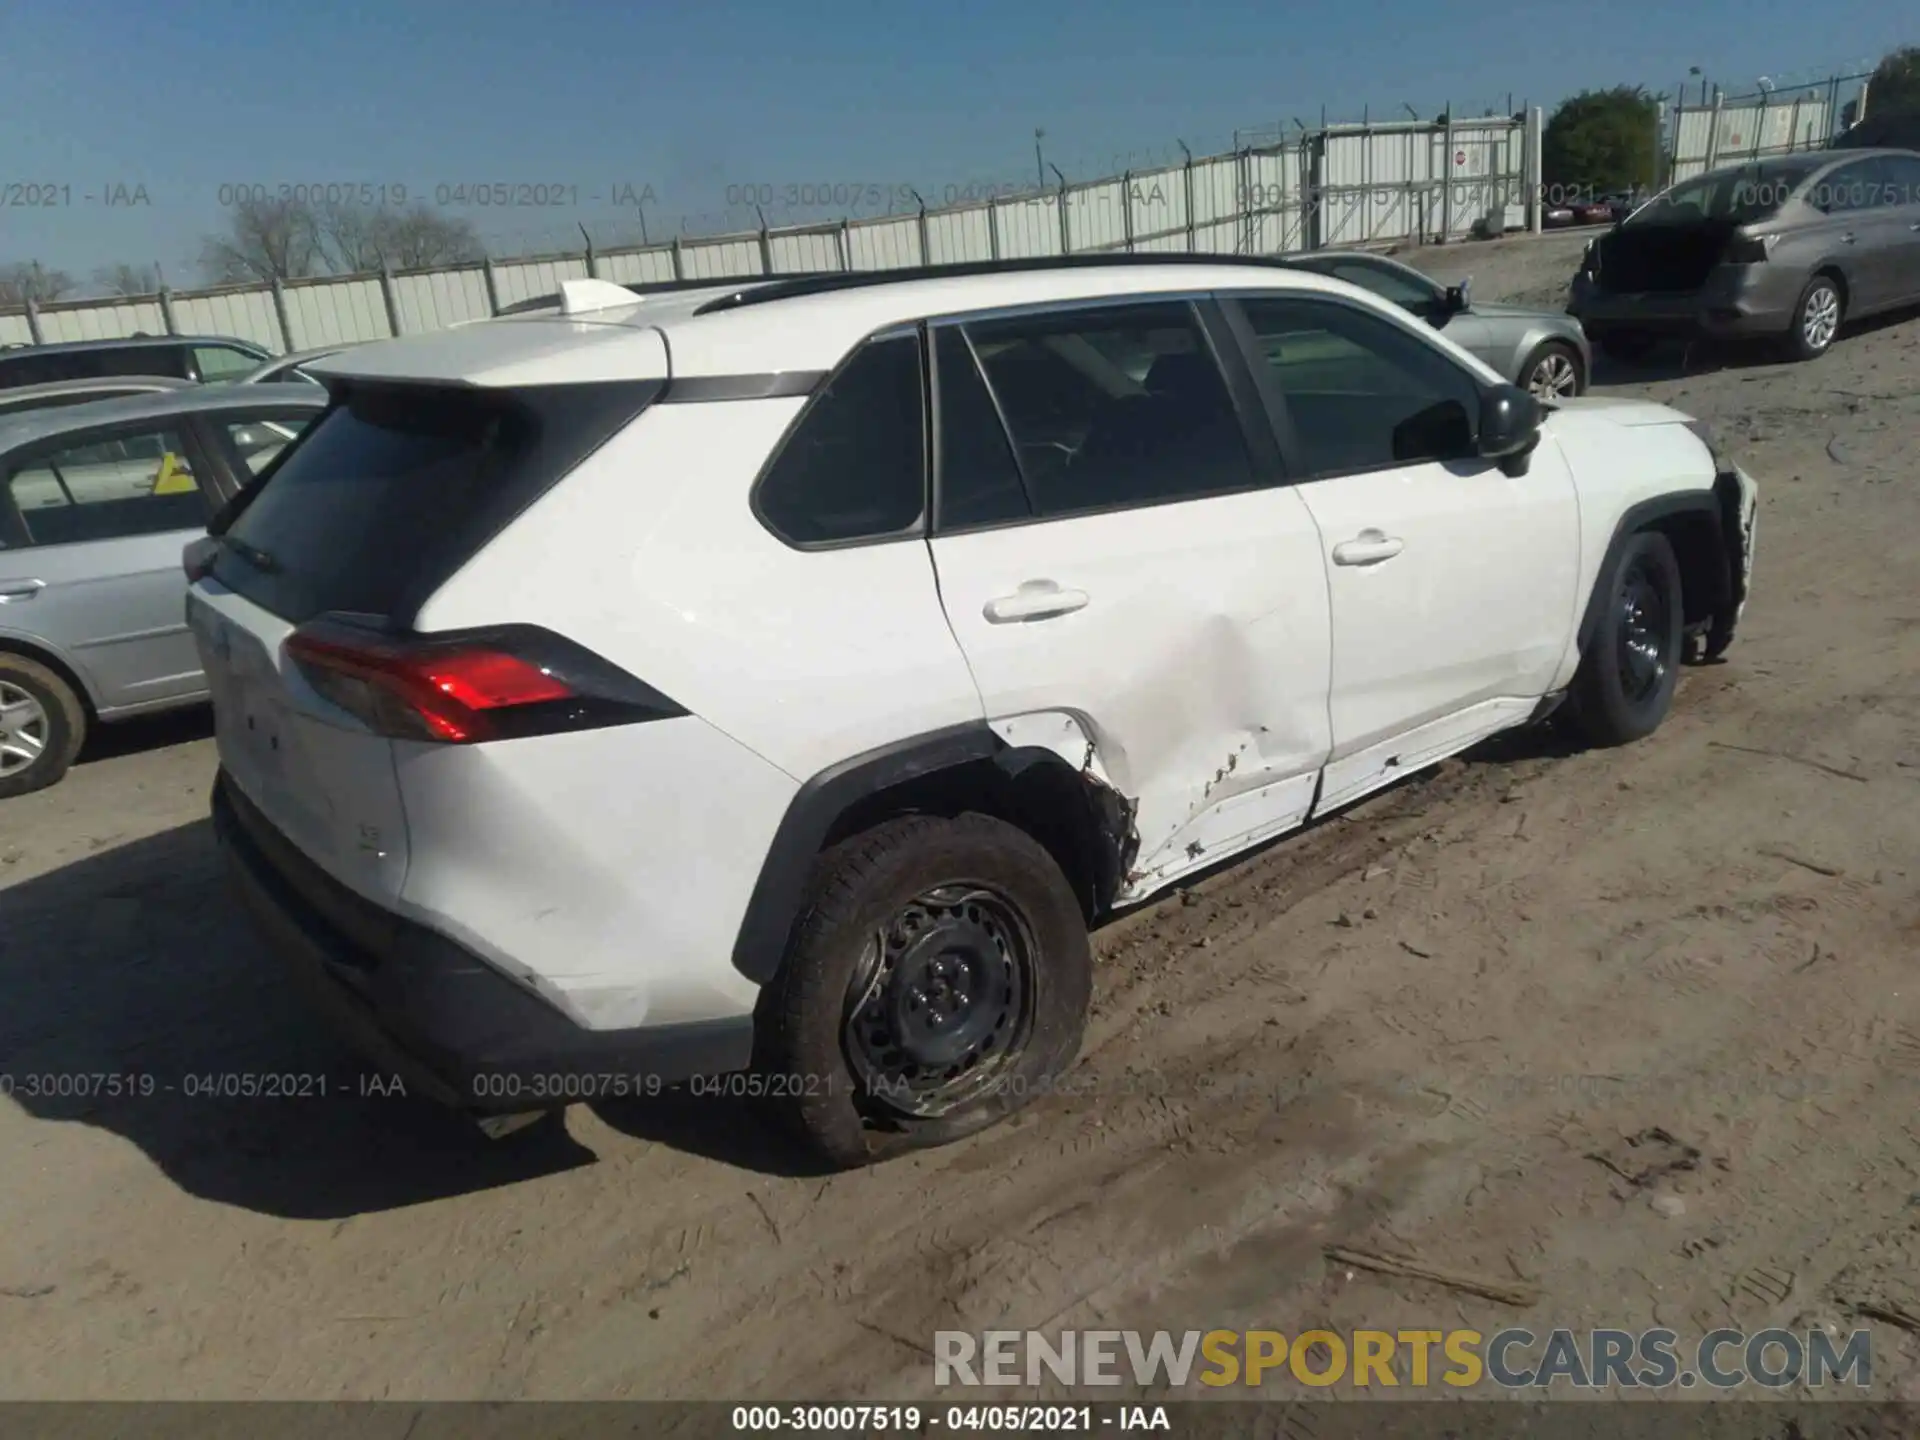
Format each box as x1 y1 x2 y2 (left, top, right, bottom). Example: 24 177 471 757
0 633 98 719
1576 491 1729 650
730 722 1136 986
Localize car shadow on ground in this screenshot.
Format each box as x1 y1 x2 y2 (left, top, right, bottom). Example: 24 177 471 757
1589 307 1920 387
73 703 215 766
0 819 607 1219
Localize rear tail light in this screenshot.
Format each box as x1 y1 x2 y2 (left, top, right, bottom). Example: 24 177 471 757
1723 235 1772 265
284 617 686 743
183 536 219 583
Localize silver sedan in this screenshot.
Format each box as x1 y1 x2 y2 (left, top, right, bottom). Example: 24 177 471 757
1284 248 1591 397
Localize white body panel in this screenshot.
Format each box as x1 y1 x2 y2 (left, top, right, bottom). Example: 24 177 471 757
1294 437 1581 807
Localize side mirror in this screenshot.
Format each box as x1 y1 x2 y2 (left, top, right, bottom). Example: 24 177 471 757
1445 278 1473 312
1478 384 1543 476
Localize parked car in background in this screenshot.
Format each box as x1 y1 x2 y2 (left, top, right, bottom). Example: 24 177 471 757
0 335 273 390
1284 249 1591 395
0 375 191 419
1569 148 1920 362
188 261 1755 1165
224 346 353 387
0 383 326 797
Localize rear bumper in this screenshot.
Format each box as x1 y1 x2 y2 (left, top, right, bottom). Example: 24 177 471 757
1568 264 1802 339
211 769 755 1113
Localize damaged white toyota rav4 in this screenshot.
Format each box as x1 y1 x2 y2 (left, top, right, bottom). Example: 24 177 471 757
186 256 1759 1167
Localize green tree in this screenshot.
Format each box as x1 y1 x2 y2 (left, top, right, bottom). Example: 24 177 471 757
1542 86 1660 194
1867 45 1920 116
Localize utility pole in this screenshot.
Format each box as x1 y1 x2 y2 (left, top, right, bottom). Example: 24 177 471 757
1034 129 1047 190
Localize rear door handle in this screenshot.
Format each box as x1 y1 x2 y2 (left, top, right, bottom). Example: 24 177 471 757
1840 232 1856 244
982 580 1090 624
1331 531 1405 566
0 580 45 602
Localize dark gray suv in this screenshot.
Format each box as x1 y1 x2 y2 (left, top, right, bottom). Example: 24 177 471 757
0 335 273 389
1568 148 1920 361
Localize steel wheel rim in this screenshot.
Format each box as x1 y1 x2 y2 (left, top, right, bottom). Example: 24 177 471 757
843 883 1038 1119
1616 559 1670 705
0 681 50 777
1528 352 1578 397
1803 287 1839 350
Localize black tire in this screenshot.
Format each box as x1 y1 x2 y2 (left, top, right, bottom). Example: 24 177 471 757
1593 330 1656 363
1783 273 1843 361
755 812 1092 1169
0 653 87 799
1518 339 1585 398
1562 531 1685 748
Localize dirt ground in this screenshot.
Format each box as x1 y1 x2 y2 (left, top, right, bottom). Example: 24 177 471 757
3 229 1918 1405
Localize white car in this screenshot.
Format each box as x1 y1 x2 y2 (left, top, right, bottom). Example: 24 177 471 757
185 261 1759 1167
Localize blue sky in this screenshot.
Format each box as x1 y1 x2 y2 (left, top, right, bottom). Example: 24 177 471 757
0 0 1905 291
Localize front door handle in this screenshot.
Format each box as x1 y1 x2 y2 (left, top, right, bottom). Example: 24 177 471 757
1839 232 1856 244
0 580 45 602
1331 531 1405 566
1910 221 1920 232
983 580 1090 624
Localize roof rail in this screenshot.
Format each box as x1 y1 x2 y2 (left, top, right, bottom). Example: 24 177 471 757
493 271 848 319
692 252 1303 315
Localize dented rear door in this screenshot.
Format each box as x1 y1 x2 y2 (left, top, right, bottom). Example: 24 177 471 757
924 299 1334 896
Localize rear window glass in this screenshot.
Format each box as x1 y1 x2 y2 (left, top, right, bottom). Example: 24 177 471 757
1628 161 1823 226
210 381 658 624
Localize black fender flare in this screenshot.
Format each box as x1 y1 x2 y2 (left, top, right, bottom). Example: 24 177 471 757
730 721 1135 985
1575 490 1727 654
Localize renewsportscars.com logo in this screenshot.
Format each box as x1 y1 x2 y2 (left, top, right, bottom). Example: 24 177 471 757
933 1327 1873 1391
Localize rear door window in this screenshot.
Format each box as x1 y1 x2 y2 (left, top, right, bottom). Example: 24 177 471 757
193 344 263 380
5 425 205 546
210 381 659 624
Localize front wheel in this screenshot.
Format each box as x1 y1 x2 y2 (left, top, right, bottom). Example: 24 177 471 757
1563 531 1685 748
756 812 1092 1169
1519 339 1585 398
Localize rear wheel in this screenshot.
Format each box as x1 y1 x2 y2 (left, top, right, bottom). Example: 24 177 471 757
1519 340 1585 398
756 813 1091 1169
0 655 87 799
1563 531 1685 748
1784 274 1842 361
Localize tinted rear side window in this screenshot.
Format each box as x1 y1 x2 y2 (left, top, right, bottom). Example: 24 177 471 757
210 381 659 624
754 332 926 546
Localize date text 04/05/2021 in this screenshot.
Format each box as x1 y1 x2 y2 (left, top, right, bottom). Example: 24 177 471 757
729 1404 1170 1432
0 1072 406 1101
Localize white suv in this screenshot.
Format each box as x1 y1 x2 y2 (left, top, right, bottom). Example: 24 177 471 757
186 259 1759 1167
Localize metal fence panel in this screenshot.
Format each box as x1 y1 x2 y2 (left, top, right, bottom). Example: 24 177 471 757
285 277 392 348
600 249 679 286
492 256 593 306
0 314 33 346
170 288 284 350
768 228 844 272
37 299 169 344
1669 94 1835 181
847 216 923 269
925 206 992 264
1073 178 1128 252
681 239 764 278
391 267 493 334
994 195 1063 259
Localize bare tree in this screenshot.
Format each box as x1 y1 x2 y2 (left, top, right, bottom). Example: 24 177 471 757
313 202 484 273
198 196 321 284
93 263 161 297
0 261 76 305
